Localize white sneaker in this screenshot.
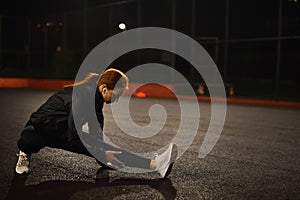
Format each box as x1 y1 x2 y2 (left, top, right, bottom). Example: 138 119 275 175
15 150 31 174
155 143 178 178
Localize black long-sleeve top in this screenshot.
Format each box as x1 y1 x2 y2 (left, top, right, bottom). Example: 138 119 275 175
25 82 106 158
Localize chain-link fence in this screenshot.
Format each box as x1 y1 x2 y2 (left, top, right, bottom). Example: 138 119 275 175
0 0 299 100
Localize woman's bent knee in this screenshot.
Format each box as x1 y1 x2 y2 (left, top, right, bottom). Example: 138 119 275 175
17 126 46 154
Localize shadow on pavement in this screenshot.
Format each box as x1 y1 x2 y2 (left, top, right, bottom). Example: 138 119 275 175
5 169 177 200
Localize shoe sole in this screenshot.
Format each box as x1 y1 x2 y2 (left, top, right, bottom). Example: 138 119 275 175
163 143 178 178
15 169 30 175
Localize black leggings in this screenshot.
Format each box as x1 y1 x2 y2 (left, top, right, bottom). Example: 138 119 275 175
17 126 151 169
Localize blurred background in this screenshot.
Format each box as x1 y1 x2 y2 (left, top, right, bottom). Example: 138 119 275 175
0 0 299 101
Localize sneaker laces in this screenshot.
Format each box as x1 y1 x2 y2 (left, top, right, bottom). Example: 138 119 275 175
152 152 158 160
16 153 30 166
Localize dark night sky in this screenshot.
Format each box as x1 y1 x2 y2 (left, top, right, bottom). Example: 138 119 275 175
1 0 87 16
0 0 300 84
1 0 299 36
1 0 299 35
0 0 140 17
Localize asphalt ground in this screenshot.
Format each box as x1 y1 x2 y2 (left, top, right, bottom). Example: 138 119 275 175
0 88 299 200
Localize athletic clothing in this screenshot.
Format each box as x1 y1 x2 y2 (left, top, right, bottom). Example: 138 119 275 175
17 82 151 169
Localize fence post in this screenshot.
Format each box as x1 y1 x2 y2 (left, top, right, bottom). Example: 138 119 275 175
223 0 230 82
171 0 176 83
83 0 88 57
215 37 219 66
63 13 67 51
137 0 142 66
0 16 2 70
27 18 31 70
44 17 48 69
275 0 282 101
190 0 196 83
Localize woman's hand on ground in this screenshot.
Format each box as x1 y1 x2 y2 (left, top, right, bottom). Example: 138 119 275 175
105 150 125 169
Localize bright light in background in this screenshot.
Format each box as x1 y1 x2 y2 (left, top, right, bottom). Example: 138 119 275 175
118 22 127 30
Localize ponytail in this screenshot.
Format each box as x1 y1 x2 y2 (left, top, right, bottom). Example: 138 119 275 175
64 73 99 87
64 68 129 90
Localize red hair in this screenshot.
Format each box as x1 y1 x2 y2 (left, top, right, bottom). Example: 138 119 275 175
65 68 129 90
